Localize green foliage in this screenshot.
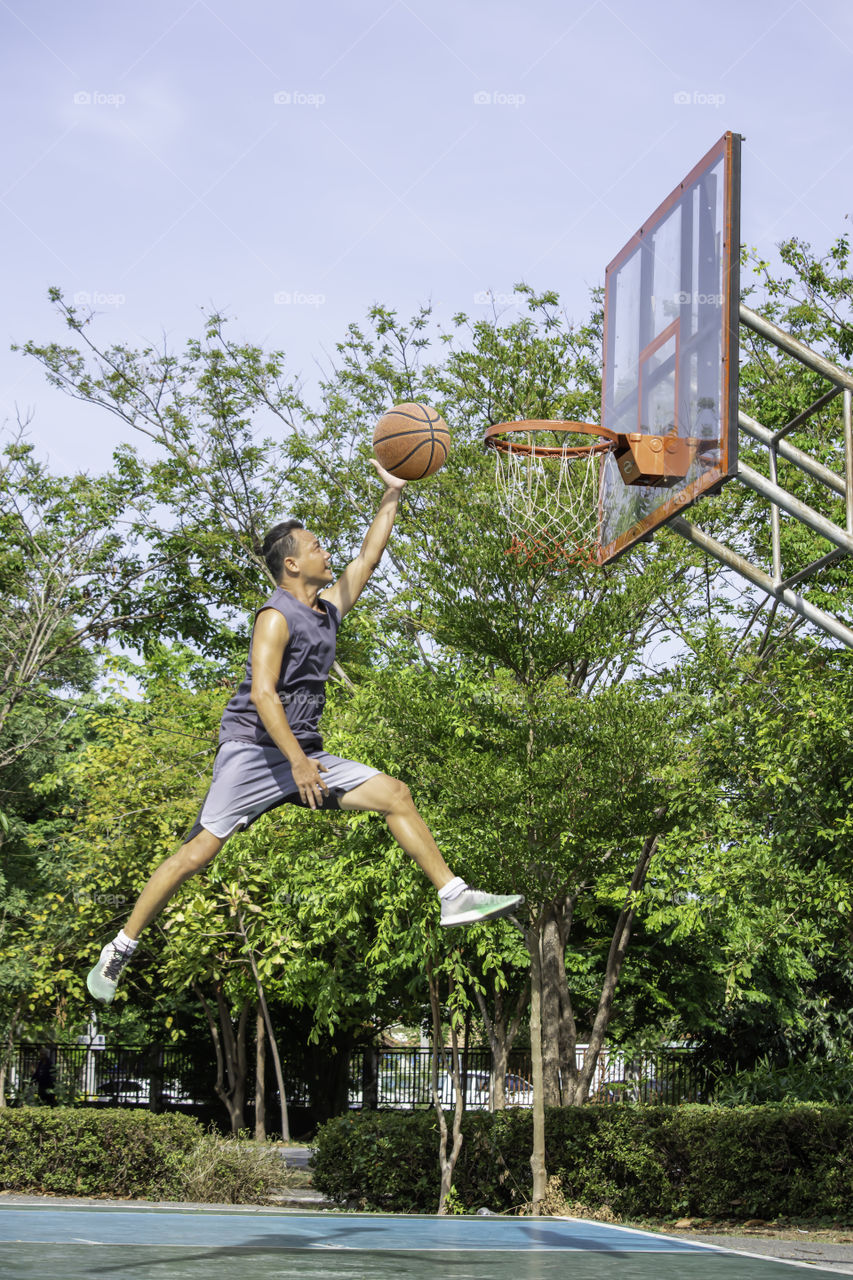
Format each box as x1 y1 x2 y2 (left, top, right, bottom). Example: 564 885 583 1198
312 1105 853 1219
715 1056 853 1107
0 1108 200 1197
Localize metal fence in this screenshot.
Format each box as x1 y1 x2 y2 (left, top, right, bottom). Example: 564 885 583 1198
348 1046 706 1109
8 1042 706 1111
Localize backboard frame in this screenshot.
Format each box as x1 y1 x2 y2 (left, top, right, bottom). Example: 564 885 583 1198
598 131 742 563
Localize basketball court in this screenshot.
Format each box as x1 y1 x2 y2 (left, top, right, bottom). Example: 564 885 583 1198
0 1203 845 1278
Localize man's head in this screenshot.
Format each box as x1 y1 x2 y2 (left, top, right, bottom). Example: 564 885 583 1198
261 521 332 586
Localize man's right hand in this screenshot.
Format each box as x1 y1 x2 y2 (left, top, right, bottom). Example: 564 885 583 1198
291 754 330 809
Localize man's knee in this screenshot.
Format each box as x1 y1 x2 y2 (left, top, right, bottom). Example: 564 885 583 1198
177 830 222 875
379 775 414 812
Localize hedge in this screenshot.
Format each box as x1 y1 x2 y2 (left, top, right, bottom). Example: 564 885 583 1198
311 1104 853 1218
0 1108 202 1198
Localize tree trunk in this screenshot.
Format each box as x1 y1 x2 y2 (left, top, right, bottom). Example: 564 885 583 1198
540 909 565 1105
526 918 547 1213
147 1044 164 1114
566 826 662 1105
236 911 290 1140
194 982 250 1134
255 1006 266 1141
473 977 529 1111
428 959 465 1215
362 1043 379 1111
0 1013 19 1108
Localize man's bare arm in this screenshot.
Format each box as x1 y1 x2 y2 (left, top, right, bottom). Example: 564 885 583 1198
322 461 406 617
249 609 329 809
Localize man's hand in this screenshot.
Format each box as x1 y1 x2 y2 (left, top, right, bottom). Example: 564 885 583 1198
291 754 330 810
370 458 407 491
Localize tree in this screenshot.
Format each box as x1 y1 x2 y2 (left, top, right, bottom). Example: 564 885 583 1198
0 427 153 767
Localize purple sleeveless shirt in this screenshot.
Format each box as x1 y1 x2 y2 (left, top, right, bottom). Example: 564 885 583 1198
218 588 341 752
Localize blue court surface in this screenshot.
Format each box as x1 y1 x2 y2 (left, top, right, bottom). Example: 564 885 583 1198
0 1205 839 1278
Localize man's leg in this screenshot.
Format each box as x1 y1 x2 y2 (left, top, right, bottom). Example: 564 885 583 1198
86 828 224 1004
338 773 523 926
339 774 453 888
124 828 224 939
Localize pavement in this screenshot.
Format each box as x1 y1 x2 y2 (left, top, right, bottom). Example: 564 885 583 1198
688 1231 853 1275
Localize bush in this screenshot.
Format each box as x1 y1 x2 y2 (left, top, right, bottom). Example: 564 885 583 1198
179 1134 291 1204
0 1108 202 1198
311 1104 853 1219
0 1109 292 1204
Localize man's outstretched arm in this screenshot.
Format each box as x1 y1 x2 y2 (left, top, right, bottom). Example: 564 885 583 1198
322 460 406 617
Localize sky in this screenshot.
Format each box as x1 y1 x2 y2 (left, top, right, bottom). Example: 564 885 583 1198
3 0 852 474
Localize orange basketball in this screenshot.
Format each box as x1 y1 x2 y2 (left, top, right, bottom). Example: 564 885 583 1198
373 402 451 480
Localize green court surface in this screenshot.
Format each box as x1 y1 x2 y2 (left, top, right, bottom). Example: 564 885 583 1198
0 1205 842 1279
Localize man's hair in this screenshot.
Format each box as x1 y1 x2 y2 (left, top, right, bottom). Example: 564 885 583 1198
261 520 304 582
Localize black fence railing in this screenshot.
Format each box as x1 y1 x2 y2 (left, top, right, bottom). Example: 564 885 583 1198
348 1046 707 1108
7 1042 707 1112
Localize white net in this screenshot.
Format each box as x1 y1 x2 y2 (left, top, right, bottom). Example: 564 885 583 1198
491 430 608 570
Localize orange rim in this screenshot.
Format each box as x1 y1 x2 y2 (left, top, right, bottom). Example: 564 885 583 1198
484 419 617 458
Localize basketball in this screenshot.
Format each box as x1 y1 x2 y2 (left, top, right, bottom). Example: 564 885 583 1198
373 402 451 480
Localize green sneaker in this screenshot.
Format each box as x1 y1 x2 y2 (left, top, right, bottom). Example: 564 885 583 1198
440 889 523 928
86 943 132 1004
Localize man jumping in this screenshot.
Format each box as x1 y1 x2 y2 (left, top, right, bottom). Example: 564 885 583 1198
87 461 522 1003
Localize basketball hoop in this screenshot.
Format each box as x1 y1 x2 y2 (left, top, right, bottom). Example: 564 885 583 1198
484 420 618 570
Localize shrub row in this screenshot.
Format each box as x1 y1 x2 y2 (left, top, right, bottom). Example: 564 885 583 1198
311 1104 853 1219
0 1108 202 1198
0 1109 288 1203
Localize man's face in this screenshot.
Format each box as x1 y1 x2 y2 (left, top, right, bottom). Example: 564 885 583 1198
289 528 332 583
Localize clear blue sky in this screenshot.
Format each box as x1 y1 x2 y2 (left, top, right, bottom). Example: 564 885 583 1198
3 0 852 472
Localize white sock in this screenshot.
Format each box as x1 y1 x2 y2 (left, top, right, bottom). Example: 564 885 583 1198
112 930 139 956
438 877 468 902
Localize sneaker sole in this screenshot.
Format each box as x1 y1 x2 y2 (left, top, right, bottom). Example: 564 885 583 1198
86 971 115 1004
440 899 523 928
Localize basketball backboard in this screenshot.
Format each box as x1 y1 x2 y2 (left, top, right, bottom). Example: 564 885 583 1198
598 132 741 563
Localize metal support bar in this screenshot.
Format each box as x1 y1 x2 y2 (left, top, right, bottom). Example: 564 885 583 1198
840 386 845 532
739 411 846 498
779 548 846 590
768 439 782 583
670 516 853 649
737 462 853 556
773 386 841 442
740 304 853 393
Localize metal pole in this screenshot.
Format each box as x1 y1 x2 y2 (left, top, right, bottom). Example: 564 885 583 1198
768 442 782 584
840 386 845 532
739 411 846 498
740 304 853 394
670 516 853 649
737 462 853 556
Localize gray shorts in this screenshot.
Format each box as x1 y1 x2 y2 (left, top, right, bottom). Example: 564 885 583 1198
187 741 381 842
